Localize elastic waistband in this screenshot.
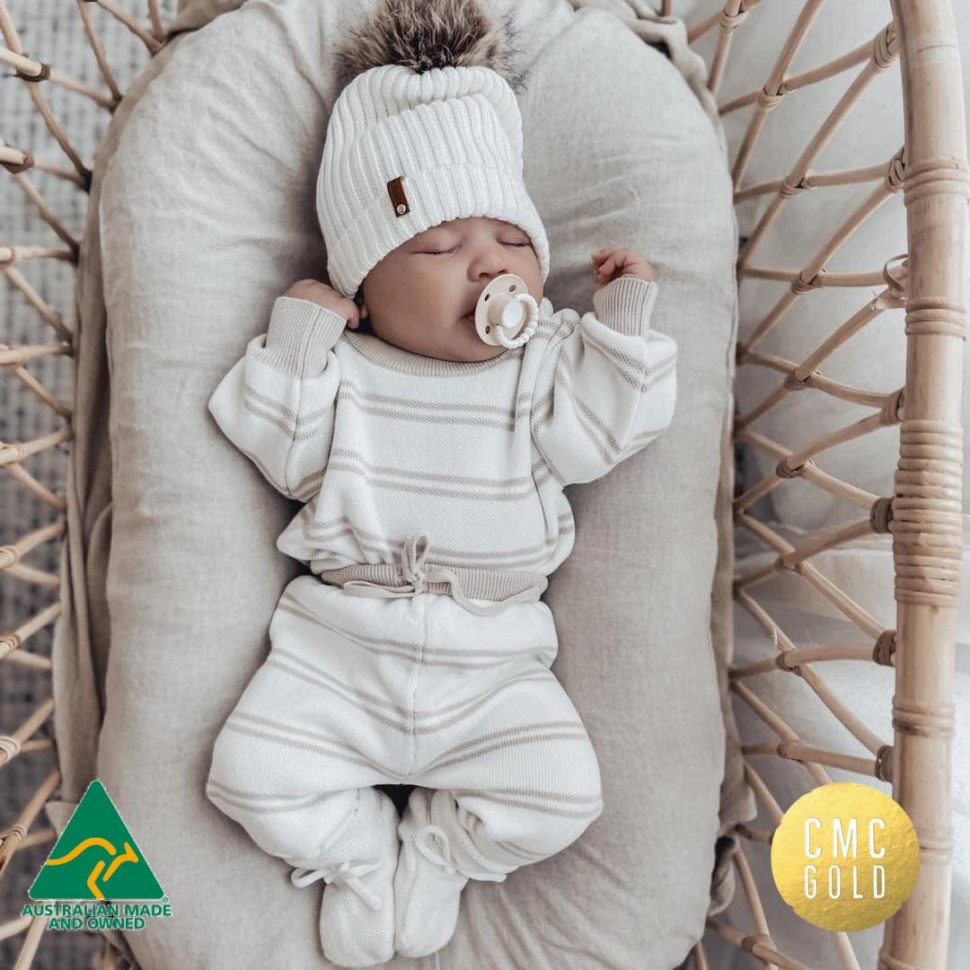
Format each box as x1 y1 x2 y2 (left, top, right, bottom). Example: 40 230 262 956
318 561 548 601
315 534 548 617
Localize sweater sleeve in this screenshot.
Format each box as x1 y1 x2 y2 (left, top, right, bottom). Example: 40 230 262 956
207 295 347 502
530 276 677 486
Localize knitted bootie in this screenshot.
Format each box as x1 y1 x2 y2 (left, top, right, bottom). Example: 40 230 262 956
288 791 399 967
394 793 471 958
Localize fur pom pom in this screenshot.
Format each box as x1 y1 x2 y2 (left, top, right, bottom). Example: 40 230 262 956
334 0 525 92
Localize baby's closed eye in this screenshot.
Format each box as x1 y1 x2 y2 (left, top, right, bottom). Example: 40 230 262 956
423 240 530 256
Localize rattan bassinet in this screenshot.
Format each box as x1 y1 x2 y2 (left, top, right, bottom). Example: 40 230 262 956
0 1 966 968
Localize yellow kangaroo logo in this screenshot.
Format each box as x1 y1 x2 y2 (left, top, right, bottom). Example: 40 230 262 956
44 837 140 900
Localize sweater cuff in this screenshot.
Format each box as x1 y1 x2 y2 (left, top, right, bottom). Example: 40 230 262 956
253 296 347 376
592 277 659 335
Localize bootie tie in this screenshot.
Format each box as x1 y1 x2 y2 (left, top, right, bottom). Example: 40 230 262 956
288 792 399 967
394 790 506 958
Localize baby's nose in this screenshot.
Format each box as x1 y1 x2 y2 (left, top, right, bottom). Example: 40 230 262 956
473 251 510 281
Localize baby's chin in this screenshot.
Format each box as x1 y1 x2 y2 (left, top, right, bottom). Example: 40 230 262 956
438 325 510 362
377 322 509 363
421 340 508 363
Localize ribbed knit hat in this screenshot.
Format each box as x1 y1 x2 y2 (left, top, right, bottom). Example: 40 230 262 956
317 0 550 298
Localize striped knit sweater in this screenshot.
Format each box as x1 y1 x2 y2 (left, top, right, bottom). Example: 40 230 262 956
208 275 677 594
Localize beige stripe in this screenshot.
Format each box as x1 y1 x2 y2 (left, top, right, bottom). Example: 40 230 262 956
307 494 566 543
339 397 520 432
451 786 602 806
533 462 554 486
493 840 547 861
343 330 526 375
273 644 550 718
292 467 326 499
567 387 626 460
276 598 556 669
450 791 602 819
530 435 567 485
421 721 587 772
242 396 293 437
582 328 647 390
217 719 400 780
532 372 617 469
538 353 666 468
283 587 557 656
307 507 571 537
229 708 382 763
309 500 567 538
206 778 322 804
559 364 625 454
635 352 677 395
244 385 296 421
328 448 534 489
341 380 532 417
423 726 592 775
302 516 570 569
207 779 354 815
243 387 334 441
426 720 586 763
325 461 538 501
268 649 552 735
246 384 335 428
564 326 676 395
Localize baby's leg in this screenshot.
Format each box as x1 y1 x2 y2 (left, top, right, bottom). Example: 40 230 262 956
207 679 401 966
205 576 417 964
410 666 603 880
206 757 385 871
393 614 602 957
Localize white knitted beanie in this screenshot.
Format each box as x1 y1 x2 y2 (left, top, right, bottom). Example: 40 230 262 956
317 2 550 298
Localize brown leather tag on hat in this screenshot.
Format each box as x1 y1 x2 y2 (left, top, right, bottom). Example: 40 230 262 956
387 176 410 217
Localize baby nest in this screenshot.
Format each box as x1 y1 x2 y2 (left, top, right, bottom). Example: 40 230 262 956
0 1 967 969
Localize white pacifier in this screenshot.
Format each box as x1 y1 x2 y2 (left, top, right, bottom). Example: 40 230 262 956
473 273 539 349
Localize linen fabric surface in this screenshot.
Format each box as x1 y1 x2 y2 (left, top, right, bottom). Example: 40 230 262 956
46 1 748 967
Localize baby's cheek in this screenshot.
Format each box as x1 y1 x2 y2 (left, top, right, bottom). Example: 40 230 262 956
422 269 462 309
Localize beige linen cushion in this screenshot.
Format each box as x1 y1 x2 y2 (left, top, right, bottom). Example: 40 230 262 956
49 1 745 967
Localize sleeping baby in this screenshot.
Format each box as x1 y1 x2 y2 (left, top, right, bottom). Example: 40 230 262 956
204 0 677 966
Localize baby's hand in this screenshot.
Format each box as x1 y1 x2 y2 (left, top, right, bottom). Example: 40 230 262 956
284 279 361 329
591 248 656 292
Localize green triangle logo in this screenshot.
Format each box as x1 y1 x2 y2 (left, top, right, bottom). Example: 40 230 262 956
28 781 164 901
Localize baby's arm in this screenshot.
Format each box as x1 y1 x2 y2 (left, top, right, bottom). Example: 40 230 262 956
530 250 677 486
208 284 357 502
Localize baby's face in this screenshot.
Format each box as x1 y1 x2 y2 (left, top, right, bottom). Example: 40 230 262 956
359 216 543 362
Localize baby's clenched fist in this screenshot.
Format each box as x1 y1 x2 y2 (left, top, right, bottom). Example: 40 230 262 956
285 279 361 329
591 248 656 292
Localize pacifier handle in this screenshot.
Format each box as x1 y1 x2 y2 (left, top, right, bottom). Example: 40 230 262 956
474 274 540 349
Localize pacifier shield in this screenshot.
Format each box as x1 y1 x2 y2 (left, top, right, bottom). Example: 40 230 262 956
474 274 533 346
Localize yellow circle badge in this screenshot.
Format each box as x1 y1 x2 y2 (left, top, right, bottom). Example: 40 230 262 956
770 782 920 931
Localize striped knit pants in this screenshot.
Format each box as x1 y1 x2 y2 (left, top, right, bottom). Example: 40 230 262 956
206 575 603 882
